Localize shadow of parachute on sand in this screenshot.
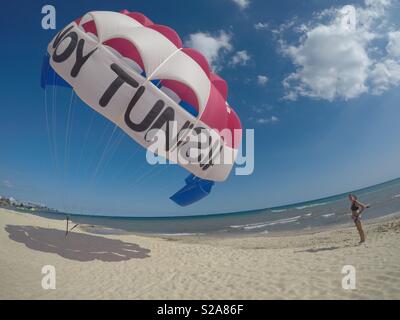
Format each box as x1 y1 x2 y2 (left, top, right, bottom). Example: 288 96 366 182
5 225 151 262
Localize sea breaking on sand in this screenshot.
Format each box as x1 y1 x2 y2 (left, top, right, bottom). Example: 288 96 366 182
0 208 400 299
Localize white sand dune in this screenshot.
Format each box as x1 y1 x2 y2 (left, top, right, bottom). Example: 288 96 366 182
0 208 399 299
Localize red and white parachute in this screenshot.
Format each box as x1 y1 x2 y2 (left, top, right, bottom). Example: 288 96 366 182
43 10 242 206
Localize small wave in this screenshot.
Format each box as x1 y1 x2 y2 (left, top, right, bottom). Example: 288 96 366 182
271 209 287 213
393 194 400 198
159 233 204 236
231 216 302 230
244 223 273 230
322 213 336 218
296 202 327 210
305 213 313 217
230 225 247 229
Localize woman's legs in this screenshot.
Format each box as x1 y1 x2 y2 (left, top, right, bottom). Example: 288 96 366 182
355 220 365 243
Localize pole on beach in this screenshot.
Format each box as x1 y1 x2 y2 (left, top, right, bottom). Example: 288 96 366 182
65 216 69 237
65 216 79 237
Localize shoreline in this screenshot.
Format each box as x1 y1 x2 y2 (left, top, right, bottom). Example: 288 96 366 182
8 203 400 240
80 211 400 241
1 208 399 299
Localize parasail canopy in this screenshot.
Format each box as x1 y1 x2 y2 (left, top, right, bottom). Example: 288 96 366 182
43 10 242 206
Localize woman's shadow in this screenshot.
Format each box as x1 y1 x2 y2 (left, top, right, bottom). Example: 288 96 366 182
5 225 151 262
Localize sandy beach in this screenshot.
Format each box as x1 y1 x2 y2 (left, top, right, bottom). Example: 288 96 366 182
0 208 399 300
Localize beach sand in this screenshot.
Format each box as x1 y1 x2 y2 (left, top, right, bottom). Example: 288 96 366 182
0 208 399 299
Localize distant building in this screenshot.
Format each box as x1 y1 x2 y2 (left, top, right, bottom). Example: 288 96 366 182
0 195 54 212
9 197 21 206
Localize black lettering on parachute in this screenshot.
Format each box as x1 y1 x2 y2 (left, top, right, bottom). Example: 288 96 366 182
52 26 97 78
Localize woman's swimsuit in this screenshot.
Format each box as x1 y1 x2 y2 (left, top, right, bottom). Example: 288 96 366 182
351 202 359 212
351 202 361 223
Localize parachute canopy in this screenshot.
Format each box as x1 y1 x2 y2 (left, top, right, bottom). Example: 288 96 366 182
43 10 242 206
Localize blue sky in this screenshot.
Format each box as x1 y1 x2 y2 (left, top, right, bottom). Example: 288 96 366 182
1 0 400 216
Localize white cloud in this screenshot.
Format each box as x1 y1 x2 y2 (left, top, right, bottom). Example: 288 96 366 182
231 0 250 10
271 19 298 36
256 116 279 124
370 59 400 94
249 105 278 125
254 22 269 30
231 50 251 66
252 104 274 114
386 31 400 57
279 0 400 101
281 23 371 101
185 31 233 70
257 75 269 86
2 180 13 188
370 30 400 94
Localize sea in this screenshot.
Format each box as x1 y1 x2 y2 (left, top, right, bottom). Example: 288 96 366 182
5 178 400 237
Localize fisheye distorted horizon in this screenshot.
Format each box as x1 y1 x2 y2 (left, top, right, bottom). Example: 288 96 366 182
1 0 400 216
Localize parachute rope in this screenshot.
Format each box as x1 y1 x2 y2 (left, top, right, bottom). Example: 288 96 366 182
51 71 59 172
75 112 95 176
43 83 55 171
99 131 126 176
91 124 118 182
63 90 75 175
62 89 76 214
92 130 127 182
131 165 161 187
109 148 140 182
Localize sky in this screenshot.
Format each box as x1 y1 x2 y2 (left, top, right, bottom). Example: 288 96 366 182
1 0 400 217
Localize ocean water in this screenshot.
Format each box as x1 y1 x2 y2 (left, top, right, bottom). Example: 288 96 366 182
10 178 400 237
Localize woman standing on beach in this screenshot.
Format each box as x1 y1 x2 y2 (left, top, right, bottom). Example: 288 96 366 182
349 194 368 244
